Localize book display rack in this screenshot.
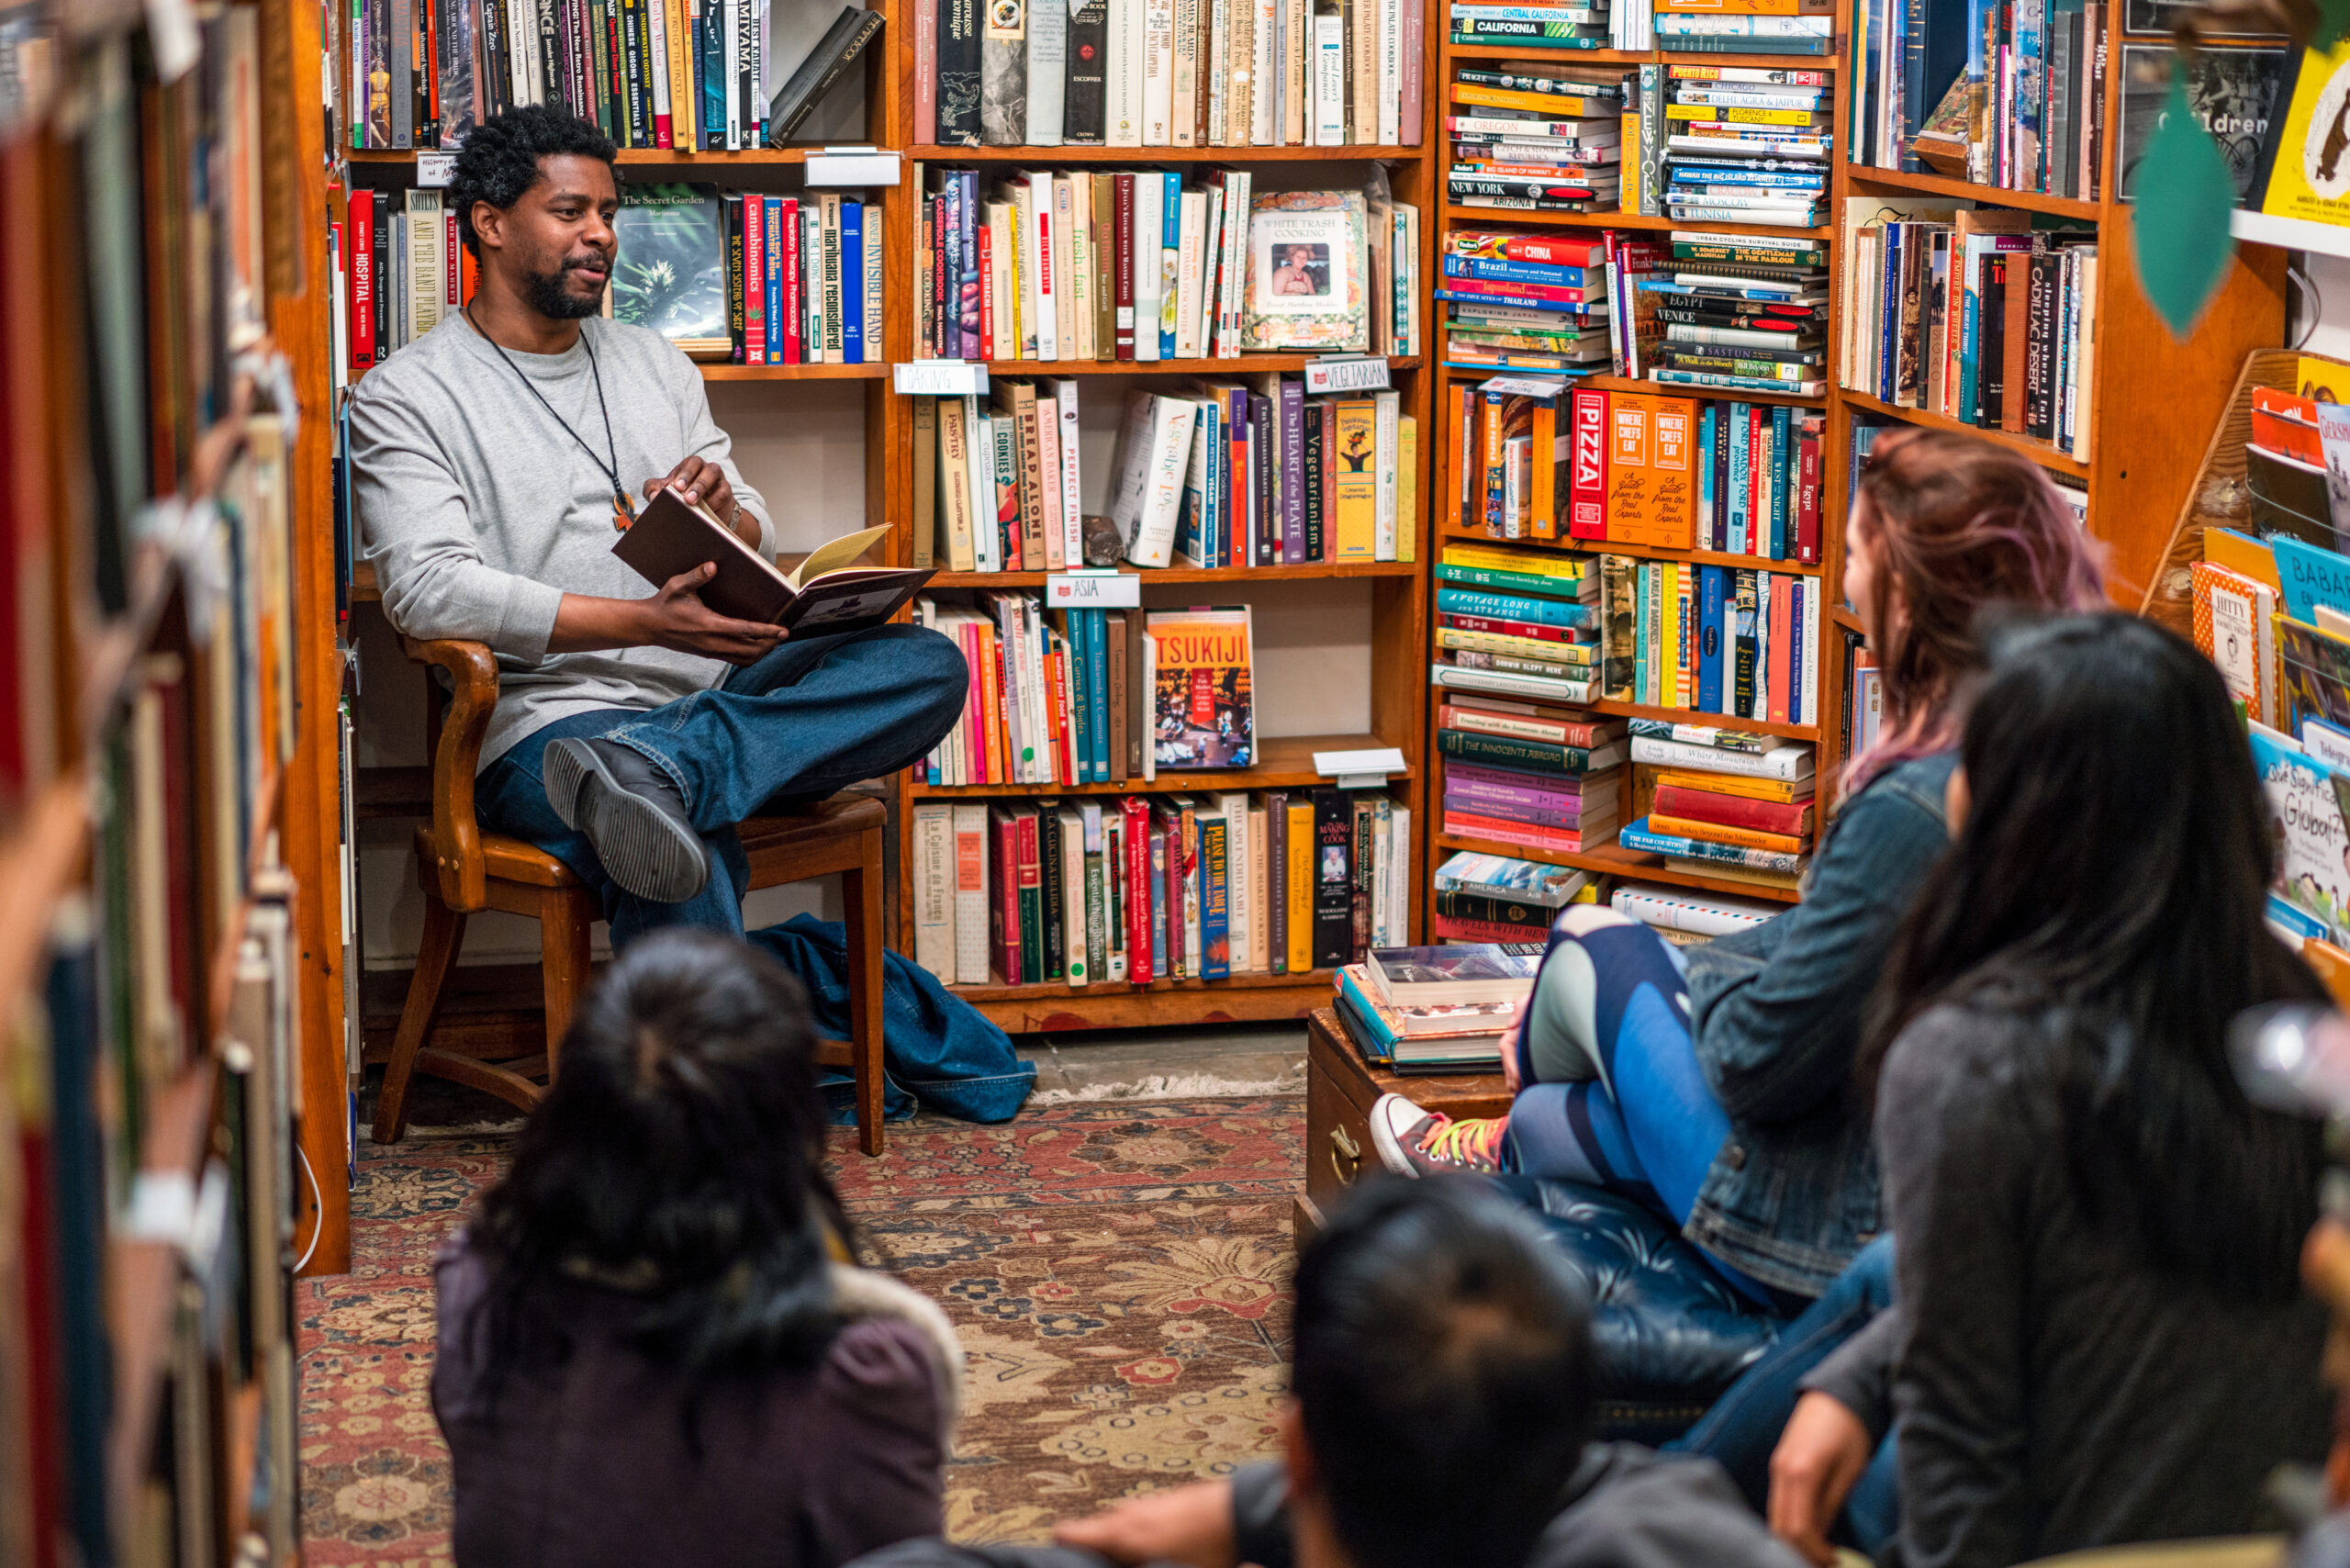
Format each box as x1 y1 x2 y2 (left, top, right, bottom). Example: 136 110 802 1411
0 0 345 1552
1424 9 2288 916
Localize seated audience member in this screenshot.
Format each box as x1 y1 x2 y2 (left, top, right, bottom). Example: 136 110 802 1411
351 105 964 943
1371 428 2106 1305
856 1178 1807 1568
432 929 960 1568
1738 614 2331 1567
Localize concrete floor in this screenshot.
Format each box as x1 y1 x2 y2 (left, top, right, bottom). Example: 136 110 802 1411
1017 1022 1309 1102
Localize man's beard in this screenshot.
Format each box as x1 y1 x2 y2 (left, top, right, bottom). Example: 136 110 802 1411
523 255 607 319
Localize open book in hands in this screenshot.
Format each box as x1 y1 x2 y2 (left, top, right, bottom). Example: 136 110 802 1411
612 488 934 638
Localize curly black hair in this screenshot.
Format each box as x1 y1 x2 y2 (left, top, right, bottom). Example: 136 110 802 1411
448 105 619 259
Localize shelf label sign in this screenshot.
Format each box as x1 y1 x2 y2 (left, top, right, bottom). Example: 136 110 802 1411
1046 571 1142 608
807 148 903 186
893 360 990 397
416 150 457 187
1314 746 1406 790
1303 356 1392 395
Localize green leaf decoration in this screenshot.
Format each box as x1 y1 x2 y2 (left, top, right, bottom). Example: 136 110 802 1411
2316 0 2350 53
2131 68 2240 337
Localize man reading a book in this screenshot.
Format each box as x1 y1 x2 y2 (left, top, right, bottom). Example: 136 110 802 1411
351 105 965 943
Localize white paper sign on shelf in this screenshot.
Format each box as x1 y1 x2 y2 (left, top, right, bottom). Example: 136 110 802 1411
416 150 458 187
1045 571 1142 608
893 360 990 397
1479 375 1570 399
1314 746 1407 790
806 147 903 186
1303 356 1393 395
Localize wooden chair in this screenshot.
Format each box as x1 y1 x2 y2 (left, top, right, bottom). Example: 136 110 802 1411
370 636 890 1154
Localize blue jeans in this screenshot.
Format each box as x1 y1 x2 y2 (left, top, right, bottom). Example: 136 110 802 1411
476 624 967 947
1669 1235 1902 1553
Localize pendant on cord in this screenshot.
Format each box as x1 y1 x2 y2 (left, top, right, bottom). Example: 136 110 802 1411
613 488 637 532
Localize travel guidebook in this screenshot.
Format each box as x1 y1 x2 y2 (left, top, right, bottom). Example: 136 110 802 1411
1146 607 1255 768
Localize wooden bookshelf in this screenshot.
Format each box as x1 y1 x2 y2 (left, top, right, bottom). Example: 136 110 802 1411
0 0 331 1545
880 31 1445 1030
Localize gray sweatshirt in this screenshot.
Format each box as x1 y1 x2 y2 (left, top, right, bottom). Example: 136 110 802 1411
1802 1002 2329 1568
350 313 772 769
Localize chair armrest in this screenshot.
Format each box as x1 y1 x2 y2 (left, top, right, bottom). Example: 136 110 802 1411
403 635 499 913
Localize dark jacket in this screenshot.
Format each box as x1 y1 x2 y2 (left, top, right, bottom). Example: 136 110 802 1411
1803 1003 2330 1568
432 1232 963 1568
1680 749 1958 1294
851 1448 1807 1568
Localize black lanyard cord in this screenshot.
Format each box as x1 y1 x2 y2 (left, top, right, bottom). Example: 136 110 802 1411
464 304 636 525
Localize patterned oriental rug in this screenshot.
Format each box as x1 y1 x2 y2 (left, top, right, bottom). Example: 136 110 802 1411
297 1097 1306 1566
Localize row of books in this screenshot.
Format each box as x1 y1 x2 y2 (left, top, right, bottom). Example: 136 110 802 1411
1603 555 1827 724
1427 542 1600 708
1448 0 1830 53
1445 381 1826 556
1617 719 1817 886
334 182 887 369
1841 630 1884 757
910 381 1416 574
914 0 1427 146
1849 0 2109 199
1437 700 1626 853
340 0 867 151
916 174 1419 363
1332 939 1550 1070
1623 62 1832 225
1839 203 2098 456
907 790 1414 986
912 599 1256 783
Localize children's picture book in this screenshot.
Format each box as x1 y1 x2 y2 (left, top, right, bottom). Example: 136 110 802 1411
1146 607 1255 768
610 184 730 355
1241 191 1369 353
2281 615 2350 735
2119 45 2289 203
2251 36 2350 225
614 505 933 636
2251 722 2350 943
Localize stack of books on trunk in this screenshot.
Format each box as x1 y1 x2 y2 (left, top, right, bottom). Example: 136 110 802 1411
1618 720 1816 889
1332 942 1545 1071
1438 700 1626 854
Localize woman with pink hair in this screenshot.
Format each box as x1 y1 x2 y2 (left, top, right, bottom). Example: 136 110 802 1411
1370 427 2107 1307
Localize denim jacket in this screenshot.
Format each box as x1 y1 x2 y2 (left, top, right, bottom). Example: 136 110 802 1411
1677 749 1957 1296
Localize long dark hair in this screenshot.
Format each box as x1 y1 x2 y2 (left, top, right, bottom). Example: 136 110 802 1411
468 929 853 1382
1861 612 2325 1299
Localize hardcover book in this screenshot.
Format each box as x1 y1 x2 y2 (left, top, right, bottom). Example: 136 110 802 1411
1239 189 1370 351
613 506 933 634
1147 606 1254 767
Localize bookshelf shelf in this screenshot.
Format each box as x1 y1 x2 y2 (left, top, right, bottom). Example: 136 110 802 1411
907 733 1404 797
696 362 891 380
931 561 1419 587
1433 830 1804 902
1844 163 2101 222
1840 388 2092 480
910 143 1418 162
347 144 846 163
976 353 1425 376
1435 524 1824 576
1442 206 1835 241
950 965 1337 1001
955 969 1340 1031
1830 604 1862 633
1443 43 1838 70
